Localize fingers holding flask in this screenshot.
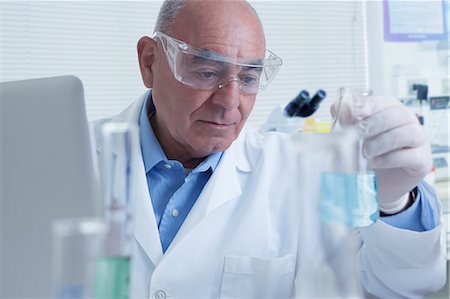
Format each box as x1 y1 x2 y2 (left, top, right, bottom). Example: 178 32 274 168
362 123 428 160
366 141 433 176
357 103 419 138
354 96 432 175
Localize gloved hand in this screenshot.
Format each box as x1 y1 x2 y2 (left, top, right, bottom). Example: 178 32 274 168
331 96 433 214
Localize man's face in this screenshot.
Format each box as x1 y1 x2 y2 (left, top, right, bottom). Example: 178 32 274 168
138 0 266 164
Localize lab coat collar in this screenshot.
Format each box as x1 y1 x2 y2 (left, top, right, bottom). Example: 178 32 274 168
163 136 248 256
162 126 253 256
105 90 253 264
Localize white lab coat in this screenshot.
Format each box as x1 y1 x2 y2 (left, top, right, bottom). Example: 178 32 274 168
94 92 447 299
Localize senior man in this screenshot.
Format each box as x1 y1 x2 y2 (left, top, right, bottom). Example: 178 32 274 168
94 0 446 298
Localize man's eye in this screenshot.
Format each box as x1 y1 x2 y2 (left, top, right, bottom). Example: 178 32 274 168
240 75 259 85
197 71 219 79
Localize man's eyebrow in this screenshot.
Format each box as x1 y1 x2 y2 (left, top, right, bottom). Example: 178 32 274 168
197 49 217 60
193 49 264 66
241 65 263 73
190 55 222 65
246 59 264 66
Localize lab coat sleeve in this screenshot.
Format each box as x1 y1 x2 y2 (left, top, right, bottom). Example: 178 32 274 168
358 184 447 299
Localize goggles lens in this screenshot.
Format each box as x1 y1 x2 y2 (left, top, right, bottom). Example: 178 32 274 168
154 31 283 94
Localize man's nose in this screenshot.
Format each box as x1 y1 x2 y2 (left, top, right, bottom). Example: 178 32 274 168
212 77 240 110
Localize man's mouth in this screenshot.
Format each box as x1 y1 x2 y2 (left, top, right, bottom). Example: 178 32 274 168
201 120 235 127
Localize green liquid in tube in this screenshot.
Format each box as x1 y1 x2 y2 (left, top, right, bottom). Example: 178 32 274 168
93 256 130 299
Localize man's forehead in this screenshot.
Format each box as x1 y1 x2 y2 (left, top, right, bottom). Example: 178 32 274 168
171 0 265 49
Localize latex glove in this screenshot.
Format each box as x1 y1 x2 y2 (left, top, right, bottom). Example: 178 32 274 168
331 96 432 213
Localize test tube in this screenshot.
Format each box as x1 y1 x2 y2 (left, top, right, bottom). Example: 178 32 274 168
52 218 106 299
93 122 137 299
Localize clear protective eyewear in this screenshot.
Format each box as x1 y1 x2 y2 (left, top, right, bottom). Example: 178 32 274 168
154 31 283 94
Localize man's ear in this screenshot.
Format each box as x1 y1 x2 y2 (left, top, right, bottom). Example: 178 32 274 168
137 36 157 88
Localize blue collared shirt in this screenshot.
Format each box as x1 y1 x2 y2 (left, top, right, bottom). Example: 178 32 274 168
139 93 222 252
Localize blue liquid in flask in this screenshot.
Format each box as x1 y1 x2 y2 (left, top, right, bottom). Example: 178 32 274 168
320 172 379 227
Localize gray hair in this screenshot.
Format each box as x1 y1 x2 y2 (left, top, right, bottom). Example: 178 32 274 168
154 0 186 34
154 0 260 34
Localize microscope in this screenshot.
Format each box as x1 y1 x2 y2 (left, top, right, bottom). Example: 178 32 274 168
260 89 327 133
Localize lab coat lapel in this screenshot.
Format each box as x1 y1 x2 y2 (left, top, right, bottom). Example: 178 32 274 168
131 150 164 265
204 140 249 213
165 133 252 253
100 91 164 266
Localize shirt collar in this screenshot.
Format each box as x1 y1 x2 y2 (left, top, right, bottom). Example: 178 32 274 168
139 91 222 174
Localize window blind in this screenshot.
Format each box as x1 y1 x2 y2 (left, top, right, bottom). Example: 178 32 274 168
251 0 369 126
1 1 368 128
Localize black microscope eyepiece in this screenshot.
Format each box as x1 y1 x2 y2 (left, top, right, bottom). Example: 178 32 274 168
284 90 310 117
294 89 326 117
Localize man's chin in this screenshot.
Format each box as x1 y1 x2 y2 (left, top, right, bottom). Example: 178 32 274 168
192 137 235 156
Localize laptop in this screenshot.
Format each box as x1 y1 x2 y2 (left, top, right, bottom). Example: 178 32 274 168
0 76 100 298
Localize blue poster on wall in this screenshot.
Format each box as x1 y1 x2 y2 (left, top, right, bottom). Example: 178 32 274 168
383 0 448 42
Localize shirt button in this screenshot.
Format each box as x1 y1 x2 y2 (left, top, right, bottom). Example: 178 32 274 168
172 209 179 217
164 163 172 169
154 290 167 299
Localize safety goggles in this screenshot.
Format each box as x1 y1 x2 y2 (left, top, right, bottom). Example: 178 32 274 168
154 31 283 94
